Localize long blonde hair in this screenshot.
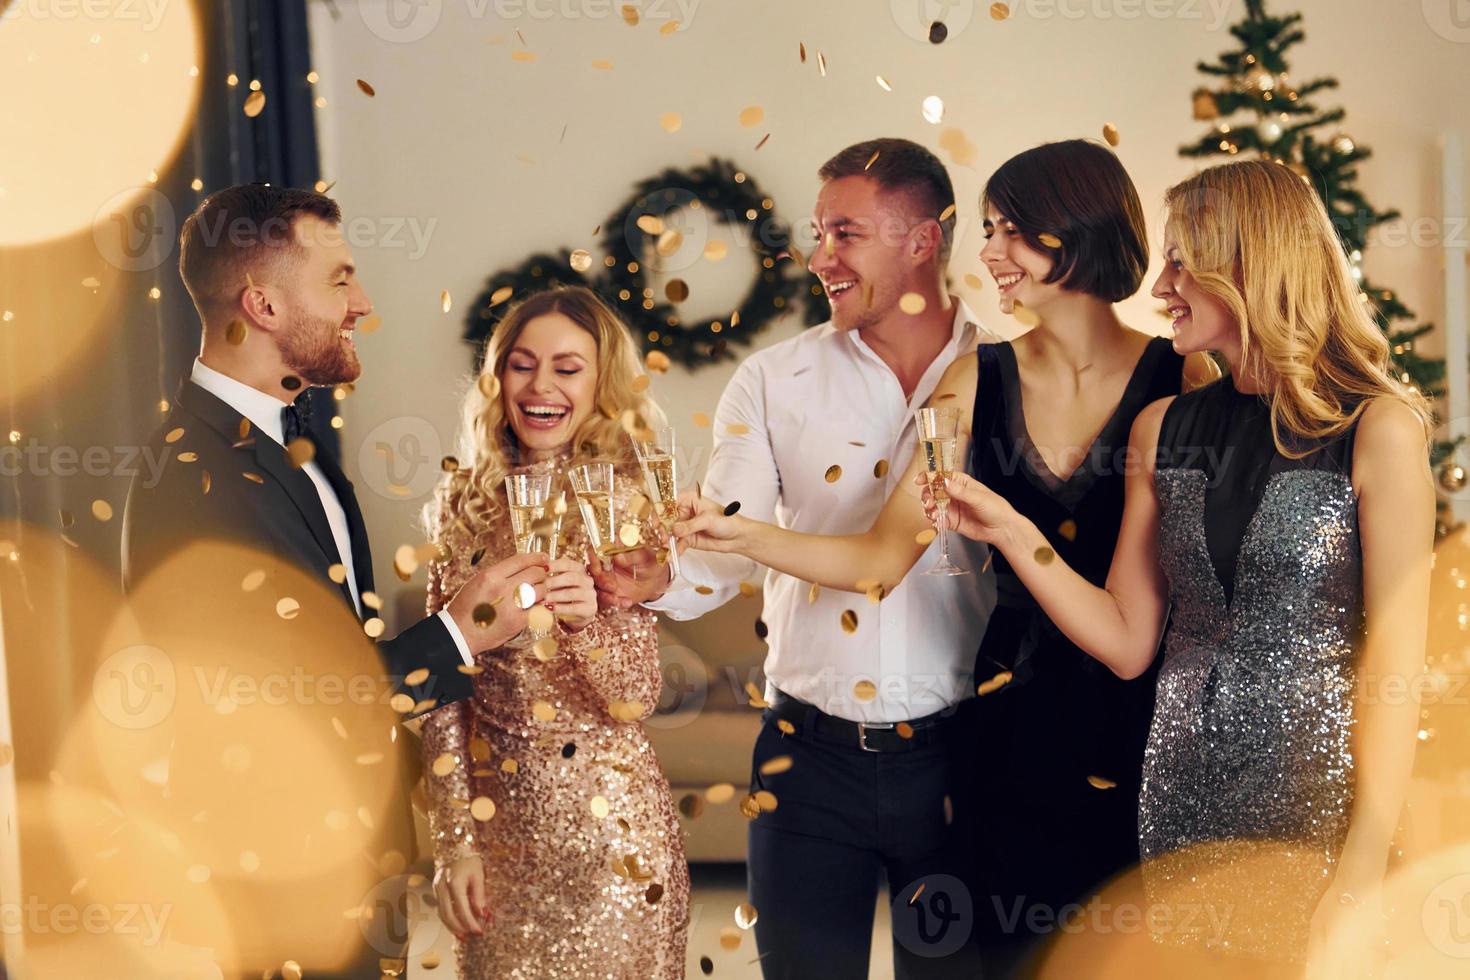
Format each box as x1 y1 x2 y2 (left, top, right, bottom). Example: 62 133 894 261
1163 159 1432 456
426 285 666 551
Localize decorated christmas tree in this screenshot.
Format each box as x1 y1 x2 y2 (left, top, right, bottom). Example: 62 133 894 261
1180 0 1461 523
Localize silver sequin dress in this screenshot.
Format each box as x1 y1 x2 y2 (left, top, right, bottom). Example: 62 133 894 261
420 454 691 979
1142 380 1362 960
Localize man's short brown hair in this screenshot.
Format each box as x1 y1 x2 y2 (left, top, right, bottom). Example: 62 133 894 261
817 138 957 263
178 184 341 320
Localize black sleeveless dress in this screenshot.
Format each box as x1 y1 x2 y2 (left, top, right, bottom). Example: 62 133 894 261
953 336 1183 959
1142 379 1362 959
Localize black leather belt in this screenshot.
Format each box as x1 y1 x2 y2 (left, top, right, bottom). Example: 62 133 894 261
765 688 953 753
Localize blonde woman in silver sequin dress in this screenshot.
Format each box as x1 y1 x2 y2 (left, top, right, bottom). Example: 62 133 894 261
922 160 1435 973
420 286 689 979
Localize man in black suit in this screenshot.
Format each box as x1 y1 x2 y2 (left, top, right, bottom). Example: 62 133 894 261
120 185 545 977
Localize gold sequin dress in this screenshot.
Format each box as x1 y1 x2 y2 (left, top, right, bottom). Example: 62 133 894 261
421 456 690 979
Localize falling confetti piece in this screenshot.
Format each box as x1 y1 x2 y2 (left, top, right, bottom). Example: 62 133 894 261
977 671 1013 696
841 609 859 634
1038 232 1062 248
404 667 430 687
874 459 890 479
755 132 771 150
620 3 639 25
899 292 927 315
364 618 385 639
286 438 315 468
1103 122 1120 146
692 412 711 428
720 926 742 950
659 19 679 35
735 902 759 930
876 75 892 92
963 273 984 290
726 422 749 436
990 2 1010 19
1058 519 1078 541
356 78 375 96
825 464 842 483
738 105 764 127
226 319 248 345
665 279 689 303
440 290 452 313
660 111 682 133
897 722 915 739
940 204 957 223
915 527 938 546
92 500 113 522
490 285 514 306
817 50 827 76
389 693 415 714
511 49 537 62
243 90 265 117
276 597 300 619
704 239 728 262
1034 546 1056 565
759 756 793 776
528 605 554 632
532 701 557 722
472 602 496 628
165 427 186 444
431 753 457 777
852 678 876 701
570 249 593 272
645 350 672 373
864 150 881 171
592 58 614 70
929 21 949 43
808 582 821 604
1087 775 1118 790
922 95 944 125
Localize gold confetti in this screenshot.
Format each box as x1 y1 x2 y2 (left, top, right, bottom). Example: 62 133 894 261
735 902 759 930
915 527 938 546
363 618 385 638
591 58 614 70
726 422 750 436
243 89 265 117
570 249 593 272
817 50 827 76
285 438 315 468
922 95 945 125
873 459 890 479
707 783 737 805
1034 546 1056 565
853 678 876 701
1013 301 1041 327
825 464 842 483
865 583 885 604
1103 122 1120 147
939 203 957 222
1058 519 1078 541
645 349 672 373
490 285 514 306
501 759 519 773
620 3 639 25
328 563 347 584
738 105 764 127
528 605 554 632
165 427 186 444
864 150 881 171
511 49 537 63
808 581 820 604
755 132 771 150
226 319 248 345
665 278 689 303
276 597 300 620
590 795 611 819
692 411 711 428
659 111 682 133
964 273 984 290
799 41 806 62
514 581 537 609
618 523 641 547
532 636 559 661
1087 775 1118 790
990 2 1010 19
440 289 452 314
421 951 441 970
896 722 915 739
201 470 212 494
177 451 198 463
776 719 796 735
875 75 892 92
91 500 113 521
694 585 715 596
389 693 415 714
356 78 376 97
532 701 556 722
472 602 496 628
1038 232 1062 248
977 671 1013 696
719 926 742 950
656 228 683 256
899 292 926 315
659 19 679 35
758 756 793 776
738 581 758 598
431 753 457 777
404 667 431 687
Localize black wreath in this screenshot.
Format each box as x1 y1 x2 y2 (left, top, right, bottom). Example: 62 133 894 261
463 159 830 371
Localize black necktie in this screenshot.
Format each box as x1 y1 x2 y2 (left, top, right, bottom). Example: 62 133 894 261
281 394 313 444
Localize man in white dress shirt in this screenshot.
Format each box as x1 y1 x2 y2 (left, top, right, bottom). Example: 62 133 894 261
120 185 548 976
595 139 998 978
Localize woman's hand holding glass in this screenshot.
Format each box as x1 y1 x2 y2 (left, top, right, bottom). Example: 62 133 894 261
914 470 1021 548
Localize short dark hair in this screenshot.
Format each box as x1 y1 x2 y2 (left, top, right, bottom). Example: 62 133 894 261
818 138 956 263
982 140 1148 303
178 184 342 319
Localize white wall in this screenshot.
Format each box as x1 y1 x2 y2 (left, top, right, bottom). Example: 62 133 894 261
307 0 1470 618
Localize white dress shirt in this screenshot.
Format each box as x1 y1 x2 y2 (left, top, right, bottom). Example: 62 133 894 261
189 360 473 664
646 300 1000 722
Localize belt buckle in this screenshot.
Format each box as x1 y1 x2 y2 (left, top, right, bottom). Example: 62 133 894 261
857 721 895 752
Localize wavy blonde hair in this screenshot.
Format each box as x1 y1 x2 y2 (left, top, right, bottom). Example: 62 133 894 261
426 285 666 551
1164 159 1432 457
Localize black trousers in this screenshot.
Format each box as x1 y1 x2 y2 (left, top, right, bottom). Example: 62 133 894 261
745 706 984 979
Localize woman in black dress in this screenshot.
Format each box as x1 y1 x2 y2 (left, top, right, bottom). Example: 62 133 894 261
673 140 1214 975
928 160 1435 972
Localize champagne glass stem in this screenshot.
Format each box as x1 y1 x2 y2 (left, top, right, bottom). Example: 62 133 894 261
937 498 952 566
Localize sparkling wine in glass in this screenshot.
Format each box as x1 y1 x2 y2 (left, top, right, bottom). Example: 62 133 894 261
569 462 618 559
504 472 554 557
632 427 683 577
917 406 969 577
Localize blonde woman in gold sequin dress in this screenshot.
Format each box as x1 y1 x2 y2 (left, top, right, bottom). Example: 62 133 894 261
420 286 689 979
921 161 1436 973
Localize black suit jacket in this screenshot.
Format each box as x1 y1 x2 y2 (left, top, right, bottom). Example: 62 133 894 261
118 379 468 967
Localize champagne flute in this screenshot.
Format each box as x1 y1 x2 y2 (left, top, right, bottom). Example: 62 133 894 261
917 407 969 577
504 471 554 556
569 461 618 560
631 427 683 578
